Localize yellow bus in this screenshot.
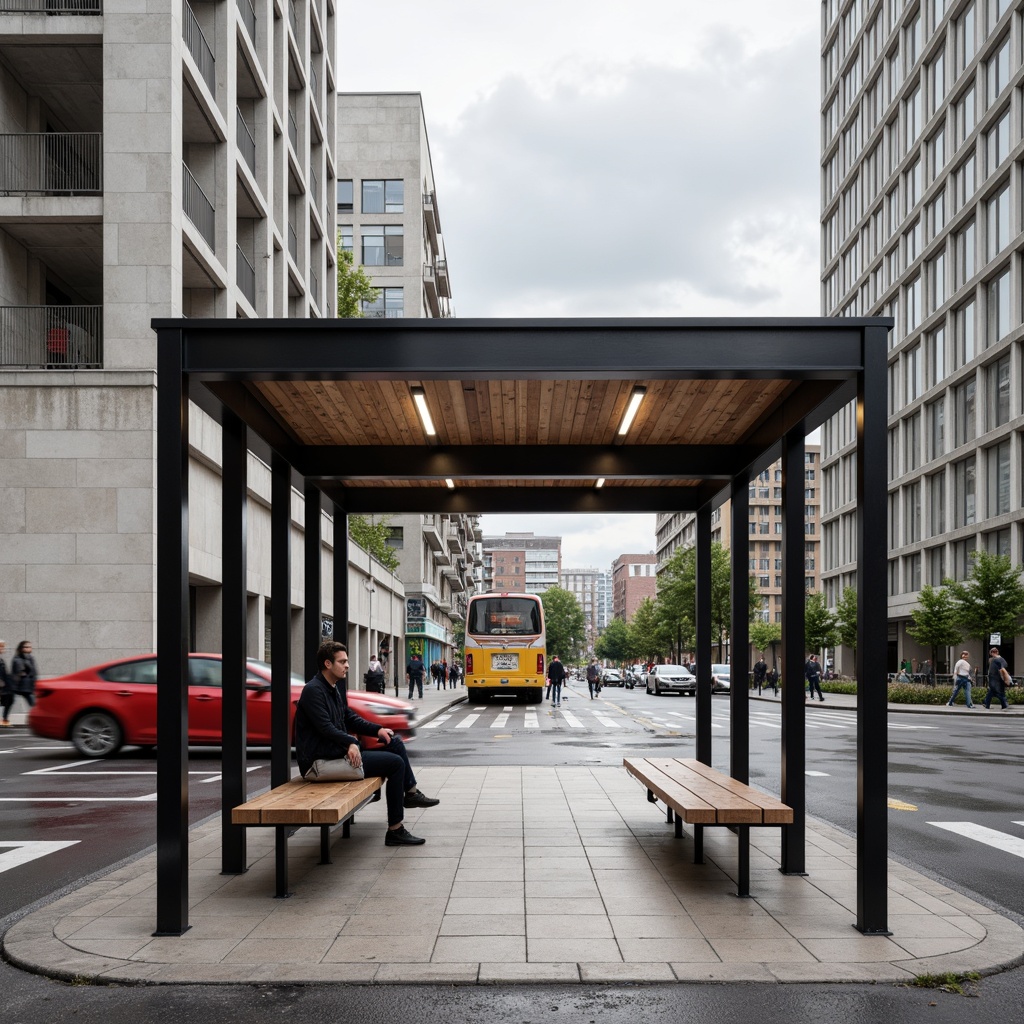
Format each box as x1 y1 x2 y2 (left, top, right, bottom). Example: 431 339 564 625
464 592 546 704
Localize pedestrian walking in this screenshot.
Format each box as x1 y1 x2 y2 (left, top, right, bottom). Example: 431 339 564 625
449 661 461 687
753 656 767 695
804 654 824 701
440 659 448 690
0 640 12 727
947 650 974 708
983 646 1011 710
547 654 566 708
586 658 600 699
364 656 385 693
9 640 37 715
406 654 425 699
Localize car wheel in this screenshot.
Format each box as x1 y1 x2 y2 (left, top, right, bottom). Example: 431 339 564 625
71 711 124 758
654 680 660 696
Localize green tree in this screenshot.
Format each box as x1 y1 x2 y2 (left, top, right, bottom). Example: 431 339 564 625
945 550 1024 646
749 620 782 668
336 245 378 317
451 621 465 658
348 514 400 572
835 585 859 654
541 586 586 663
906 583 962 672
805 591 840 663
629 598 663 664
595 617 632 665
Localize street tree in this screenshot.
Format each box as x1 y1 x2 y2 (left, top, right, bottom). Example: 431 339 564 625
835 586 859 654
348 514 400 572
336 246 378 317
944 550 1024 648
541 586 586 663
906 583 962 672
805 591 840 664
629 598 663 664
595 617 632 665
749 620 782 668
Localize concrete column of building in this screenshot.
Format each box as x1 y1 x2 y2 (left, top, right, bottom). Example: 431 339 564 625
220 408 248 875
695 503 713 766
730 476 750 785
856 325 891 935
780 426 806 876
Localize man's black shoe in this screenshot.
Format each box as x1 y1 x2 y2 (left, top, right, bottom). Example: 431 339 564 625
385 826 426 846
404 790 440 809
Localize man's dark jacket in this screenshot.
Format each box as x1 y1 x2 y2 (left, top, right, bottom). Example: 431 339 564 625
547 659 566 685
295 672 380 777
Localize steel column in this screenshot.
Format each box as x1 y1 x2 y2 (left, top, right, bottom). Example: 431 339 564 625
779 426 806 875
695 502 713 765
271 452 293 896
332 503 348 647
304 482 322 681
220 408 248 875
730 476 750 784
856 326 891 934
155 329 190 935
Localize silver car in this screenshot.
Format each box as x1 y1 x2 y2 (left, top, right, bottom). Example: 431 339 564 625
692 664 732 693
645 664 696 696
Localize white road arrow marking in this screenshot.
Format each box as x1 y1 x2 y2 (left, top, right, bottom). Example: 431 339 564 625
928 822 1024 859
0 840 80 874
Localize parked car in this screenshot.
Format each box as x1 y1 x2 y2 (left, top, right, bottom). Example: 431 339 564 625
645 664 697 696
601 669 624 687
28 653 417 758
677 665 731 694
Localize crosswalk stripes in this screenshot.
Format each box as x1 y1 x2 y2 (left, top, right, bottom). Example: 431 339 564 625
928 821 1024 860
455 714 480 729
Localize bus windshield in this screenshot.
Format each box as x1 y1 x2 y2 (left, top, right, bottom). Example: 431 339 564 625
468 597 542 637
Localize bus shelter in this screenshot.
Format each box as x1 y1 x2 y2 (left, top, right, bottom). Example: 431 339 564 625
153 316 892 938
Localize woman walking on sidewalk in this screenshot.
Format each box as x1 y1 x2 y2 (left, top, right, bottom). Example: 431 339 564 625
9 640 37 717
947 650 975 708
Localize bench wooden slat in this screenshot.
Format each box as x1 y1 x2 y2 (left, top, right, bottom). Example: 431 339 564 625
624 757 717 823
644 757 761 824
677 759 793 824
232 776 383 826
309 779 383 824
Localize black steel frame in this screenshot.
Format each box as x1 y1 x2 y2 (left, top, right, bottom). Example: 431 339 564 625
153 316 891 937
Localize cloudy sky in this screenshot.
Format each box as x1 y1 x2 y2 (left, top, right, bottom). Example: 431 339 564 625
340 0 822 571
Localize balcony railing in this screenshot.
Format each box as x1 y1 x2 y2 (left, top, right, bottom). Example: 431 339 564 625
183 1 216 95
288 223 297 262
182 162 215 249
0 132 101 193
0 305 102 368
309 64 318 109
236 107 255 174
0 0 101 10
288 110 297 151
238 0 255 43
236 245 256 306
310 269 318 307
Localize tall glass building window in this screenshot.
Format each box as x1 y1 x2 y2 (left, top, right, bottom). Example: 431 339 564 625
986 268 1010 346
986 355 1010 429
953 456 976 527
954 378 976 447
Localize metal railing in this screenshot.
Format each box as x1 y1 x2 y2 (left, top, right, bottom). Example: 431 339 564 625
238 0 256 42
236 245 255 306
0 132 101 193
183 2 216 95
236 107 255 173
288 223 297 262
0 305 102 368
310 269 318 307
0 0 101 11
182 162 215 248
288 110 297 151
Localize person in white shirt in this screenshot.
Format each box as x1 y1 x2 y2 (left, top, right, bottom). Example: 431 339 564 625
947 650 974 708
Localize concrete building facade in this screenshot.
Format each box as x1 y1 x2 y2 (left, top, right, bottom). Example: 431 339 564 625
0 0 349 676
819 0 1024 673
611 553 657 622
560 566 611 647
483 532 561 595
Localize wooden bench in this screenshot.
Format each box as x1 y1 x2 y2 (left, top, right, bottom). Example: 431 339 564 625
624 756 793 896
232 775 384 896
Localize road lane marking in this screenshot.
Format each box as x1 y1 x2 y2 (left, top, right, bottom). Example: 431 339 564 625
199 766 265 784
456 714 480 729
0 795 158 803
492 713 510 728
421 715 451 729
25 758 99 774
888 798 918 811
524 712 539 729
557 709 584 728
805 770 830 776
593 716 619 728
0 840 80 874
928 822 1024 858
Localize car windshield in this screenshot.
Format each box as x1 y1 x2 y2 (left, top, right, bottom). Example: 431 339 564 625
711 665 730 675
658 666 691 675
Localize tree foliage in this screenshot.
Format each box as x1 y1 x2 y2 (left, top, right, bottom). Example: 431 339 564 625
749 620 782 665
835 586 859 653
348 514 400 572
541 586 587 663
906 583 962 669
629 598 663 663
944 550 1024 644
336 246 378 317
805 591 840 660
595 617 632 664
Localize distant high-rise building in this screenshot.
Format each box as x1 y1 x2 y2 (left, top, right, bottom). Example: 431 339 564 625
819 0 1023 673
561 567 611 646
483 533 561 595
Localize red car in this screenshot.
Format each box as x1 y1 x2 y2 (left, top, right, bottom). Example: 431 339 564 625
28 654 416 758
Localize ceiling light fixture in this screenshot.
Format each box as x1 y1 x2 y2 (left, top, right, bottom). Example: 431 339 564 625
445 478 455 489
411 386 436 436
617 386 647 436
595 478 606 489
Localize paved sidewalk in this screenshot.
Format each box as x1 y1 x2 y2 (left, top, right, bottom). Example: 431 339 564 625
4 763 1022 985
751 689 1024 715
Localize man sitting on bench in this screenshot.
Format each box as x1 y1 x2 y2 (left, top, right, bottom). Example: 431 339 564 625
296 640 439 847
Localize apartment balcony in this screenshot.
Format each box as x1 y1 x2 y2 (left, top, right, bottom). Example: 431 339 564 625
422 191 440 248
287 110 298 153
182 162 214 249
237 0 256 44
446 525 464 555
432 545 451 569
0 132 101 194
183 1 216 96
0 304 102 368
236 245 255 307
422 514 443 552
0 0 101 10
236 108 256 175
435 257 451 298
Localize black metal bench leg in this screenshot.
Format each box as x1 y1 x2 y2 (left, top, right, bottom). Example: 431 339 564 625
737 826 751 898
342 816 351 838
666 805 673 824
274 826 291 898
693 825 704 864
320 825 332 864
674 814 683 839
647 788 657 804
